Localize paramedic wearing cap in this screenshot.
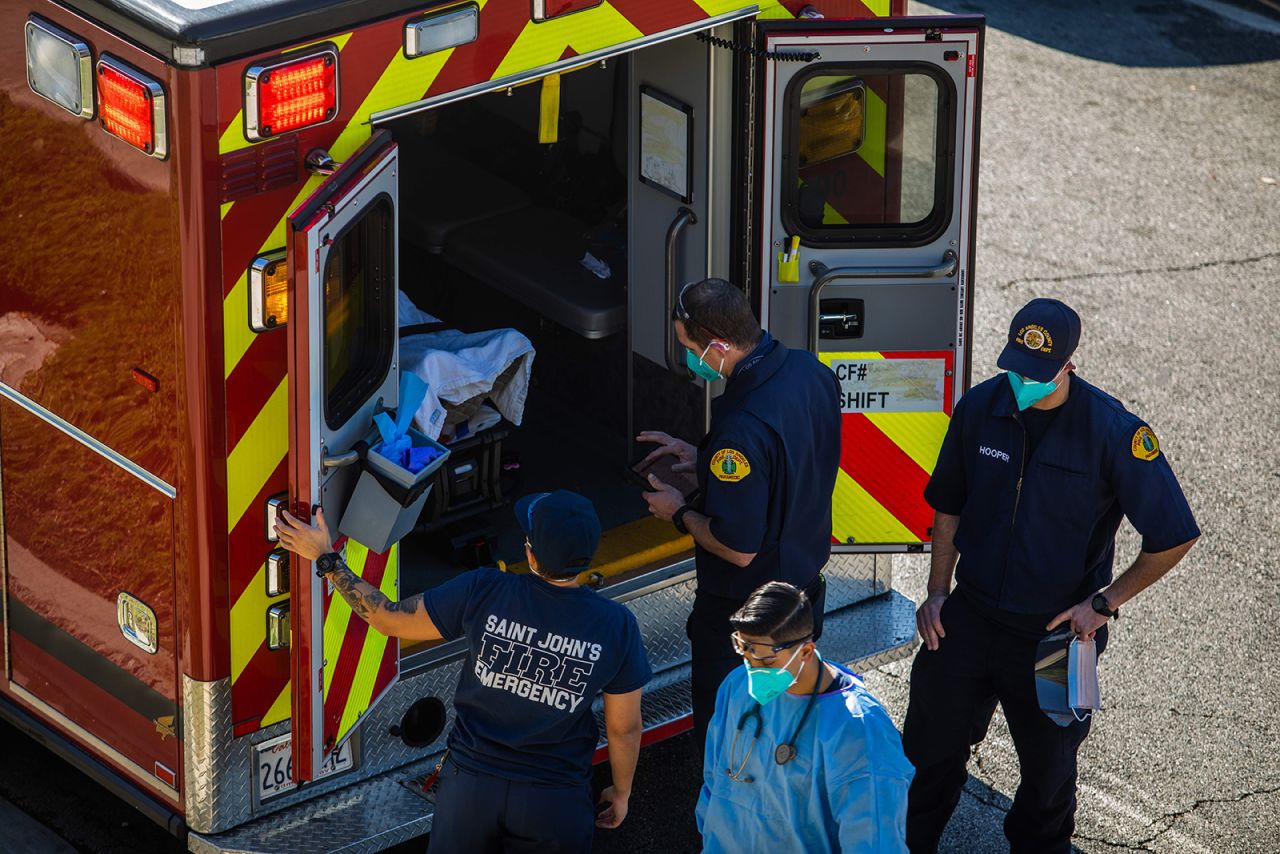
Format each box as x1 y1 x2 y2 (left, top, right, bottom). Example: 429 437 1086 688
638 277 841 750
698 581 912 853
274 491 652 854
901 299 1200 853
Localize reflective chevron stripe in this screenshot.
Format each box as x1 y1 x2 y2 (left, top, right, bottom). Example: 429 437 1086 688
820 351 953 546
322 539 400 749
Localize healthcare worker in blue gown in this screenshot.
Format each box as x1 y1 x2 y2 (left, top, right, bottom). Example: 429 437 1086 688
698 582 912 853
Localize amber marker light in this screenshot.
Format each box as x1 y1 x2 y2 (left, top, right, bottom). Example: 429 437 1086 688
245 48 338 141
249 249 289 331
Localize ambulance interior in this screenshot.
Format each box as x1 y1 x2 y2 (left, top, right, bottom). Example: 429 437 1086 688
378 56 704 604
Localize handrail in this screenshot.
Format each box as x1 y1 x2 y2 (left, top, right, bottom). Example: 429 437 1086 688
664 207 698 376
806 251 957 352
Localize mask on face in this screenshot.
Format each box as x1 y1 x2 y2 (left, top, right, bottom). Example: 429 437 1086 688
1007 371 1057 410
686 344 725 382
744 643 806 706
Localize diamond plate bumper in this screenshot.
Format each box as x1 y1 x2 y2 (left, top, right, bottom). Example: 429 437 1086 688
187 590 917 854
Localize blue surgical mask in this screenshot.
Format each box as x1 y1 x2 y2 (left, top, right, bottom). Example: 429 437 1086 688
686 345 724 382
1008 371 1056 411
744 644 805 705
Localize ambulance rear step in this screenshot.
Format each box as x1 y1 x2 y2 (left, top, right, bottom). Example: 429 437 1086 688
187 590 918 854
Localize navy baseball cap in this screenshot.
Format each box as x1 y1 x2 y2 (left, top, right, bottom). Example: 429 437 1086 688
997 298 1081 383
514 491 601 577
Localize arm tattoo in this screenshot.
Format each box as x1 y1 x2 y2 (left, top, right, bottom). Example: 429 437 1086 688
326 557 394 622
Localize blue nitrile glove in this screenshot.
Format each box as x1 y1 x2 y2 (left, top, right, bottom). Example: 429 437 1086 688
407 444 443 473
371 373 431 468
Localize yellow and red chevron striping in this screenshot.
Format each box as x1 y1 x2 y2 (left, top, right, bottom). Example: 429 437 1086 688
321 543 396 748
824 351 953 545
220 0 898 733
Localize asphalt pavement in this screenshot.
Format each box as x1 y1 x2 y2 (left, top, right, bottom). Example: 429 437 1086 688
3 1 1278 852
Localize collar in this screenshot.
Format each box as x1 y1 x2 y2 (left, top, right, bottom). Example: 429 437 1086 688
720 332 785 406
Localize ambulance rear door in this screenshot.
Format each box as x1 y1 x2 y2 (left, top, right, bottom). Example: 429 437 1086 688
754 16 984 552
285 131 402 782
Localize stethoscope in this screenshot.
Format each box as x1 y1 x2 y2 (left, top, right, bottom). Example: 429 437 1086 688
724 660 824 783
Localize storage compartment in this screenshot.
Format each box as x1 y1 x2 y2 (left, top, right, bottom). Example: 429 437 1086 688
338 427 450 553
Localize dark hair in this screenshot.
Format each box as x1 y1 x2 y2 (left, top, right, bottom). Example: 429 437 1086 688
680 278 762 350
729 581 813 642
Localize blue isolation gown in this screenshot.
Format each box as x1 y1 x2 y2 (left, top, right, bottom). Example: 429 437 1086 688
696 661 912 854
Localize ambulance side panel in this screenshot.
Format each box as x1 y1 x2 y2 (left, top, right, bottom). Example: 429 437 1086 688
0 0 210 821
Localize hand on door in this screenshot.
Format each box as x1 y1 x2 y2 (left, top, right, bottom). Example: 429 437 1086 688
275 508 336 561
635 431 696 473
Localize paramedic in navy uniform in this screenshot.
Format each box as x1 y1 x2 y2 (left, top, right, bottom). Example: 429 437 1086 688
637 277 841 750
901 299 1200 853
274 490 651 854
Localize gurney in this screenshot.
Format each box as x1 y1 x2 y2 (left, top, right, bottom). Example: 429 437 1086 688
397 291 535 443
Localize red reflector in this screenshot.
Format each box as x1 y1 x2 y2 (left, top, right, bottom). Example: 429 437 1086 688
98 59 161 155
252 53 336 139
131 368 159 393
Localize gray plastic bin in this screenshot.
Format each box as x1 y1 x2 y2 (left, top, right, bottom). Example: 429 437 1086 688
338 427 450 553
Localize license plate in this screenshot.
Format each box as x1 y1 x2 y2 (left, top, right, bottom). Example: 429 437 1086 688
255 734 355 801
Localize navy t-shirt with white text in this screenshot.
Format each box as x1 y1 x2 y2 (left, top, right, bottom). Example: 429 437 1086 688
422 568 652 785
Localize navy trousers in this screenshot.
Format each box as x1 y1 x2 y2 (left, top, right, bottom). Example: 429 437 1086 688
901 590 1105 854
427 759 595 854
687 576 827 753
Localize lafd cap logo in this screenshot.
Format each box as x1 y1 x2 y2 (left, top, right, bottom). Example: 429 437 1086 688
1017 325 1053 353
710 449 751 482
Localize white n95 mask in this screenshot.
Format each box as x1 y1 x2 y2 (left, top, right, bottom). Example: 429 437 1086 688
1067 637 1101 719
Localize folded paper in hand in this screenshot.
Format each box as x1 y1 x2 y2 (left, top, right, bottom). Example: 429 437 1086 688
372 372 444 473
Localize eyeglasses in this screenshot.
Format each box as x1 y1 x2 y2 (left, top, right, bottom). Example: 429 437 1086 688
672 282 730 342
730 632 811 665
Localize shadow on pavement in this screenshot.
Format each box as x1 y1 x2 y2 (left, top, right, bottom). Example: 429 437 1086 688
927 0 1280 67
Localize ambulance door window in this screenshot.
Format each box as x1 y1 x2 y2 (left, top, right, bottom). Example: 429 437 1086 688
323 195 395 428
784 66 950 245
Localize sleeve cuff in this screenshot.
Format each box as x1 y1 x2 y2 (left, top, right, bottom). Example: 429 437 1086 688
1141 526 1201 555
420 594 459 641
708 516 762 556
604 671 653 695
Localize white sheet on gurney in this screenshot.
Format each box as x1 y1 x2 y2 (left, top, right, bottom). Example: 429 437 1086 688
398 291 534 441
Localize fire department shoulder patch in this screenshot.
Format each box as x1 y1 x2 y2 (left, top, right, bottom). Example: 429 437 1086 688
711 449 751 482
1131 425 1160 461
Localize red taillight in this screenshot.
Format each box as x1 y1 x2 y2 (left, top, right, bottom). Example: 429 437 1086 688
97 56 165 158
246 49 338 141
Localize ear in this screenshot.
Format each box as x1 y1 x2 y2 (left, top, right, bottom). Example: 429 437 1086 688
525 542 538 573
708 339 731 353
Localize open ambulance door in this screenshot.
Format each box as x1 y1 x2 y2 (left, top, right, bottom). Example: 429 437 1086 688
755 16 983 552
286 131 402 782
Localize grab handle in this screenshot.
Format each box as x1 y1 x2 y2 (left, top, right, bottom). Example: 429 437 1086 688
664 207 698 376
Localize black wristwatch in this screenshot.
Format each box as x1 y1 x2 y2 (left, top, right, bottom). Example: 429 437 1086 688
1091 592 1118 619
672 505 694 535
315 551 341 578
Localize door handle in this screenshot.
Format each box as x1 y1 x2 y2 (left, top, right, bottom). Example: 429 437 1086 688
321 448 361 469
806 251 957 353
664 207 698 376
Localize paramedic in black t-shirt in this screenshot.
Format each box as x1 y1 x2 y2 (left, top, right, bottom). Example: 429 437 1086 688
276 491 652 854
